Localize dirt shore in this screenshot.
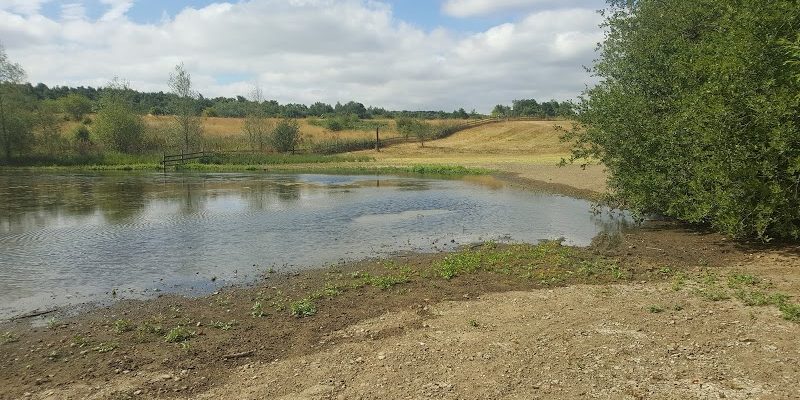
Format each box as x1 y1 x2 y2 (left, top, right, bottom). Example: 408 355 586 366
1 219 798 400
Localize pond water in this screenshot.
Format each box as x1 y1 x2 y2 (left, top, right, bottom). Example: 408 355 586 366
0 171 631 319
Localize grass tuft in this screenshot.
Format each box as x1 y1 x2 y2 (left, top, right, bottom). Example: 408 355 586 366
290 299 317 318
164 326 195 343
112 319 135 334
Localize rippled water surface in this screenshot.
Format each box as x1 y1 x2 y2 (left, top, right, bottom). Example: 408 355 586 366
0 171 630 318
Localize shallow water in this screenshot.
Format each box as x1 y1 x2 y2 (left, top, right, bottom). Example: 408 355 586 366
0 171 631 319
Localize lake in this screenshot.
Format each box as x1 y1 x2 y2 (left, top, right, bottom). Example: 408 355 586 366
0 171 631 319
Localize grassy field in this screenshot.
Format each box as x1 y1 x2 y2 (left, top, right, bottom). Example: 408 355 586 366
352 120 608 195
142 115 406 142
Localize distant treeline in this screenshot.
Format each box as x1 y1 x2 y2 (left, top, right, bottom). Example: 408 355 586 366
21 82 477 119
491 99 575 119
21 82 573 120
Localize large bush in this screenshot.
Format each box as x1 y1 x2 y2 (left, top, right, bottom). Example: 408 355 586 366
271 118 301 152
93 80 146 153
568 0 800 240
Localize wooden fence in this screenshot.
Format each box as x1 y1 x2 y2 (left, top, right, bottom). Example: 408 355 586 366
161 151 215 168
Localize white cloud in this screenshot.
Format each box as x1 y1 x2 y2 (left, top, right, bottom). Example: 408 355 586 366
99 0 134 22
0 0 51 15
61 3 86 21
0 0 603 112
442 0 540 18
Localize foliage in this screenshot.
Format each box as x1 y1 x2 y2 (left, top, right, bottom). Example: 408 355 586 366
0 43 35 162
59 93 93 121
34 100 67 156
242 86 273 151
271 118 301 152
290 298 317 318
566 0 800 240
112 319 135 333
164 326 194 343
396 117 433 145
93 78 146 153
20 81 489 120
168 63 203 152
307 137 376 154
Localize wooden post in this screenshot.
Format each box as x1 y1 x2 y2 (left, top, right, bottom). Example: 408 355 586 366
375 127 380 152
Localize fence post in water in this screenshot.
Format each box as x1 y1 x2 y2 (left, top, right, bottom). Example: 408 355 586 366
375 127 380 152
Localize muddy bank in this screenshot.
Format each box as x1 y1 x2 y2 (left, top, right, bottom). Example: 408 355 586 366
2 223 798 399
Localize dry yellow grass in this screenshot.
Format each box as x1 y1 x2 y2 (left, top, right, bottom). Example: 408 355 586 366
142 115 402 142
353 120 608 194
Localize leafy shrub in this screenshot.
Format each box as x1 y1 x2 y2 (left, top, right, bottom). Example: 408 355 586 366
271 118 301 152
290 298 316 318
566 0 800 240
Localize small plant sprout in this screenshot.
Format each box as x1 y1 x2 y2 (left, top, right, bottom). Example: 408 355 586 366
93 342 118 353
1 331 19 345
290 298 317 318
779 301 800 322
251 301 266 317
648 305 665 313
468 319 479 327
113 319 134 333
210 320 237 331
164 326 195 343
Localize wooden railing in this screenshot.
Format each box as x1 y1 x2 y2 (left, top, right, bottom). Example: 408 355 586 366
161 151 215 167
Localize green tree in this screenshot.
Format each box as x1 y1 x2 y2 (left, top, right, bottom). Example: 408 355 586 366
243 86 273 151
0 44 34 162
93 78 145 153
271 118 300 152
34 100 67 156
59 93 93 121
566 0 800 240
169 63 203 152
491 104 511 118
396 117 432 146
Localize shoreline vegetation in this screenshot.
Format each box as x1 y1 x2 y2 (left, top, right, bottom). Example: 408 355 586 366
0 158 494 177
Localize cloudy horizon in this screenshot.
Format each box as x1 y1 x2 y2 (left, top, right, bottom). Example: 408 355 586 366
0 0 607 112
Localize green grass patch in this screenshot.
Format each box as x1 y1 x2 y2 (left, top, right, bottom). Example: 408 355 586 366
1 331 19 345
734 290 788 307
779 301 800 322
164 326 195 343
728 273 761 288
251 301 266 318
290 299 317 318
648 305 665 313
112 319 135 334
435 251 483 279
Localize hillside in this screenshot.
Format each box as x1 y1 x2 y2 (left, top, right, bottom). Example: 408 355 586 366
359 120 608 196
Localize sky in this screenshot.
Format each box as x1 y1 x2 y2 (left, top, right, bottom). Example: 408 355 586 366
0 0 607 112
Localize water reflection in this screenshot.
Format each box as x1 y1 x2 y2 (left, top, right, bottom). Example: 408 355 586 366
0 171 632 319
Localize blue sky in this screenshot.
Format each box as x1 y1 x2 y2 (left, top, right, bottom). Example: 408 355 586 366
1 0 608 111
